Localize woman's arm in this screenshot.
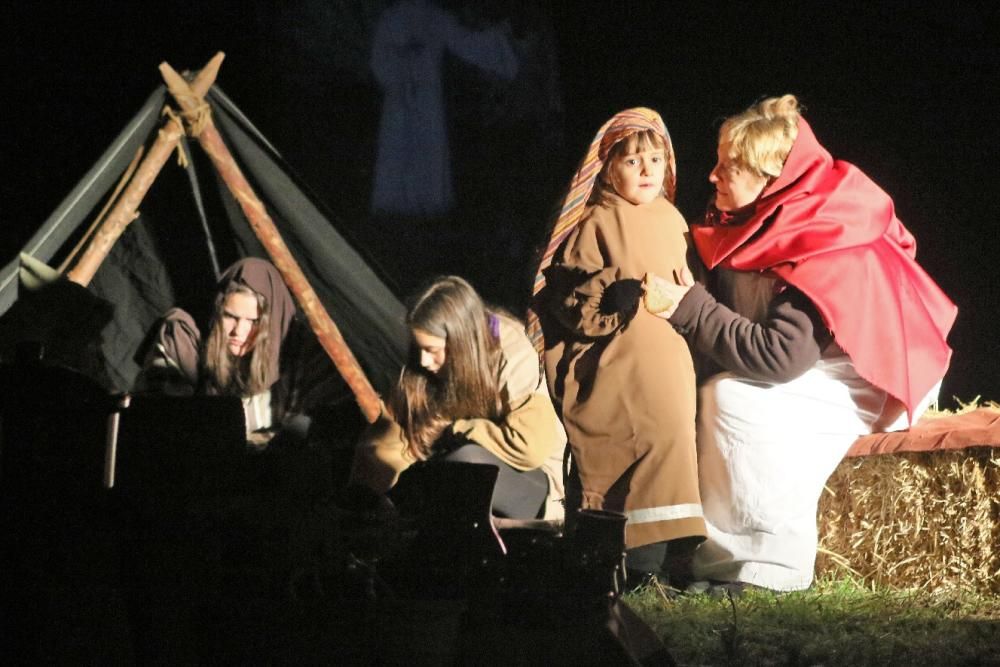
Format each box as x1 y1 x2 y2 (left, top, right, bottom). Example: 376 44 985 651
133 308 200 394
669 283 831 383
449 392 562 471
348 405 413 495
448 318 565 470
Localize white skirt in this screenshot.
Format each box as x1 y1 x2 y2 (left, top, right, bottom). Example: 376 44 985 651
691 350 937 591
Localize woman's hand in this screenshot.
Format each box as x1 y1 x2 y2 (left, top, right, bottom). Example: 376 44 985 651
642 268 694 319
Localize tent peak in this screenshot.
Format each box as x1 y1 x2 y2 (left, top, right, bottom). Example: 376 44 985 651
159 51 225 91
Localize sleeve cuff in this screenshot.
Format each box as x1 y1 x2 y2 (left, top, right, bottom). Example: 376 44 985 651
669 282 712 333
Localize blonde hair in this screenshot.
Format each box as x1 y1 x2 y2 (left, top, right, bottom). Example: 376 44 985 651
719 94 802 179
203 283 273 397
389 276 502 460
593 130 668 204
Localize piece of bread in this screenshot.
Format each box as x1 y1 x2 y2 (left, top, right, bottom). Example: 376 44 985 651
643 272 675 314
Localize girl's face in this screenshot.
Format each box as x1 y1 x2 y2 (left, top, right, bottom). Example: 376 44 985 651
607 144 666 206
221 291 260 357
412 328 447 375
709 141 769 211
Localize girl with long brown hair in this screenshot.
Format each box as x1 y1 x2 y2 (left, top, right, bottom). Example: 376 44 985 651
350 275 566 520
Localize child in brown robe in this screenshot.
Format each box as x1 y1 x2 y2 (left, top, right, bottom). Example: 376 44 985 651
529 108 705 587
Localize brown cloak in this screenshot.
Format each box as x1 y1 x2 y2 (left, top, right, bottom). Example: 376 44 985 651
540 193 705 548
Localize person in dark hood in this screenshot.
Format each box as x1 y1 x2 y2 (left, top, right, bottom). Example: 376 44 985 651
135 257 345 445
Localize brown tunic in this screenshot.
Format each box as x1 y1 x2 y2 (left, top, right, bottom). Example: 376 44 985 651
541 192 705 547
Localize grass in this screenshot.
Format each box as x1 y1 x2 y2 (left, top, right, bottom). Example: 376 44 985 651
624 575 1000 666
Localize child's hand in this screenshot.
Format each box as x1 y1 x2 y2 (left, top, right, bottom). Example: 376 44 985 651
642 268 694 319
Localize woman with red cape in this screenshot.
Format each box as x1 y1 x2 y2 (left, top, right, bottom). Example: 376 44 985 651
645 95 957 592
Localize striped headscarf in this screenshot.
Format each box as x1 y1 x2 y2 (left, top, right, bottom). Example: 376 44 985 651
527 107 676 355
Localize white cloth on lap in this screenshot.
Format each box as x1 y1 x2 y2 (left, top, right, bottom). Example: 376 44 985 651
692 346 938 591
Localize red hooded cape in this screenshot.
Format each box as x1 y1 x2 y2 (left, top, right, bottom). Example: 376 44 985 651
690 118 957 421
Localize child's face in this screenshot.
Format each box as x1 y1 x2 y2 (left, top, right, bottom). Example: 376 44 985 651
412 328 447 375
607 145 666 206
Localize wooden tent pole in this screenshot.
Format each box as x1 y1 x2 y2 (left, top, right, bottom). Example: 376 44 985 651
59 144 145 274
65 53 225 286
159 59 382 424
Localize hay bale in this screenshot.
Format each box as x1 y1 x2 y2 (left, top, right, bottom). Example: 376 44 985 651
817 446 1000 595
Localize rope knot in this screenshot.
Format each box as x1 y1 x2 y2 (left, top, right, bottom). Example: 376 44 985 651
159 106 189 167
179 95 212 137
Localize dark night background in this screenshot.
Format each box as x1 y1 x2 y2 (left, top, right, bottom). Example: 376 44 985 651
4 1 998 406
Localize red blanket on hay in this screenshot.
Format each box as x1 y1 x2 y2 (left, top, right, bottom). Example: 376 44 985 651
848 408 1000 457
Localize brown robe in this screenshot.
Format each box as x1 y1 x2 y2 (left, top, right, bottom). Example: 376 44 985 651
540 192 705 548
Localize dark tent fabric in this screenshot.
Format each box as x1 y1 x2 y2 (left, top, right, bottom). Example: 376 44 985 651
0 87 167 317
0 84 407 396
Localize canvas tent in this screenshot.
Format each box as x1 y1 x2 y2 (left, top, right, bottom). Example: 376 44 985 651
0 70 407 400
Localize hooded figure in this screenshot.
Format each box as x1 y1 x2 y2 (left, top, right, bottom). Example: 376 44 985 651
651 94 955 592
135 257 344 440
